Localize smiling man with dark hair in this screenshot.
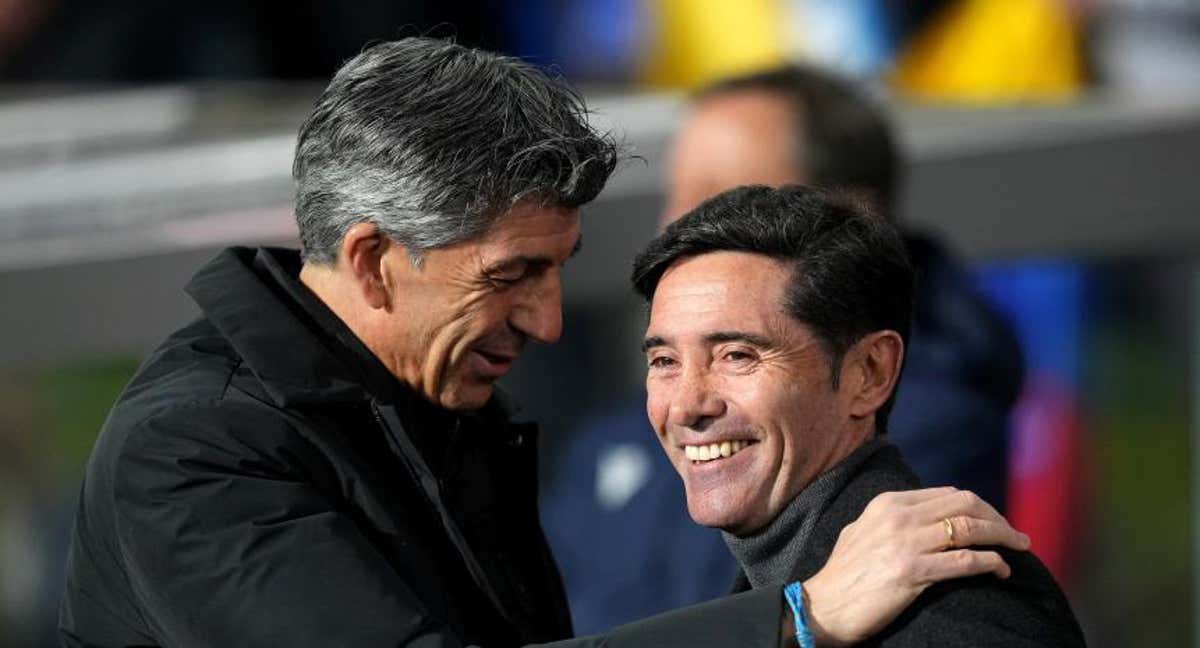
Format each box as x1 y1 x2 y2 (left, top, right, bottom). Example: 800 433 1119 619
634 184 1085 647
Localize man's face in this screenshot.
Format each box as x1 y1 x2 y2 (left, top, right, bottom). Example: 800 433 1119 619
663 91 801 227
380 202 580 411
643 251 864 535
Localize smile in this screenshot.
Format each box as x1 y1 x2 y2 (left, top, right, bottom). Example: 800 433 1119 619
683 440 758 463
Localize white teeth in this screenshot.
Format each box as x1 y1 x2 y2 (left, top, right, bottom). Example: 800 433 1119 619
683 440 753 463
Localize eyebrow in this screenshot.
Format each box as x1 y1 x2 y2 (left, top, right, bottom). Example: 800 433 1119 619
641 330 774 353
704 330 774 348
641 335 668 353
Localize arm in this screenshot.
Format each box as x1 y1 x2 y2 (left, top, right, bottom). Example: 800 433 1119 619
538 487 1032 648
111 402 464 648
531 587 786 648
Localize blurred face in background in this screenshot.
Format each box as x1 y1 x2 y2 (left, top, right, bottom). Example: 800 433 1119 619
663 91 802 226
643 251 869 535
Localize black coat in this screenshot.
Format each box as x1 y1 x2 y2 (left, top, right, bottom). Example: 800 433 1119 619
60 247 785 648
733 444 1087 647
59 246 575 647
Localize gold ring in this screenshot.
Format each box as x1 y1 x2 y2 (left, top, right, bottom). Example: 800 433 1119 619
943 517 956 548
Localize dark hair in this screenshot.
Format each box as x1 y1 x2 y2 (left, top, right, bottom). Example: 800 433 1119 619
632 185 914 433
696 64 899 218
293 37 619 265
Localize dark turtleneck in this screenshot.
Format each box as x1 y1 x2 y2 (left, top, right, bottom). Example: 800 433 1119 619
723 437 890 589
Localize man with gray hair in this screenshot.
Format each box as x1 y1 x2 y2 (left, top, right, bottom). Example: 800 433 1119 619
60 38 1030 647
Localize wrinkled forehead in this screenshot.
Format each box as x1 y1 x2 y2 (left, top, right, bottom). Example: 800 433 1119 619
646 252 793 339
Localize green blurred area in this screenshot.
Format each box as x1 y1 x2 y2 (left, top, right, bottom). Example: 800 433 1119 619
1083 303 1193 645
0 357 139 484
0 356 140 647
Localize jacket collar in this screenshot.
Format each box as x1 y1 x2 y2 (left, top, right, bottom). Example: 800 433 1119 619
185 246 371 408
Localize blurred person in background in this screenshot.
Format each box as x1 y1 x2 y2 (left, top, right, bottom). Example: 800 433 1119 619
542 63 1025 634
57 37 1030 648
633 184 1083 646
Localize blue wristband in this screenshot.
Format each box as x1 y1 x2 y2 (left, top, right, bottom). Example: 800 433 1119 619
783 581 816 648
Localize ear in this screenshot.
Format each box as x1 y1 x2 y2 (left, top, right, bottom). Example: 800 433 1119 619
844 330 905 422
339 222 394 311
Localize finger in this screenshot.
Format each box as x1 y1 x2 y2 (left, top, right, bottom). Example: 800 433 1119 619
912 488 1005 525
916 516 1031 552
917 549 1012 585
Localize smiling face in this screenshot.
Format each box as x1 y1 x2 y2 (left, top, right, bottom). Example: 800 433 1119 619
643 251 873 535
374 202 581 410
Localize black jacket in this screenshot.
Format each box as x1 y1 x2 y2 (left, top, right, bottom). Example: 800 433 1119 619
733 444 1086 647
59 246 575 647
60 247 784 648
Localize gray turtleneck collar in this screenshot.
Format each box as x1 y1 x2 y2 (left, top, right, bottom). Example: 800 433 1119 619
723 437 890 589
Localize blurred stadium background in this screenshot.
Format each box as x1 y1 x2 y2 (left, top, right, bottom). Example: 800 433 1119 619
2 0 1200 645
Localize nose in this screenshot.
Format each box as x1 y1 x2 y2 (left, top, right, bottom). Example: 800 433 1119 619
667 363 725 430
510 269 563 344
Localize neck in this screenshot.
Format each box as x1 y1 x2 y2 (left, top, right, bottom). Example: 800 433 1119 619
299 263 421 394
723 437 887 589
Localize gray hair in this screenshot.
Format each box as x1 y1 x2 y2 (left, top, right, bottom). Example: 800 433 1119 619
293 37 620 265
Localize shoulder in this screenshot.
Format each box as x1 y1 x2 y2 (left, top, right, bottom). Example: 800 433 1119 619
93 324 308 505
101 315 296 463
103 395 301 502
876 549 1085 647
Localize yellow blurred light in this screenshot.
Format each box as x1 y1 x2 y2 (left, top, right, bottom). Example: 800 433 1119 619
891 0 1086 105
640 0 788 90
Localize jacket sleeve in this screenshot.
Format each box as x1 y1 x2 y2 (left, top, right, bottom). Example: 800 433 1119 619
110 400 464 648
870 550 1086 647
531 587 784 648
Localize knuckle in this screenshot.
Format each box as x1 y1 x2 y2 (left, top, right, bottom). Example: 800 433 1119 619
836 523 853 543
976 552 1001 573
955 515 976 539
884 511 908 534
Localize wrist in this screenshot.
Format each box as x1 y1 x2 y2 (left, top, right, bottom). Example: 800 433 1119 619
783 582 816 648
801 577 847 648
